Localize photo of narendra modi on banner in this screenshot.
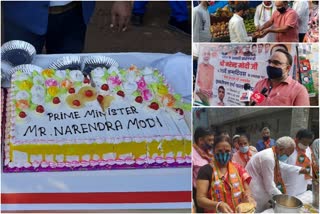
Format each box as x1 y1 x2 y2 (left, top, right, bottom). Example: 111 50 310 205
193 43 318 107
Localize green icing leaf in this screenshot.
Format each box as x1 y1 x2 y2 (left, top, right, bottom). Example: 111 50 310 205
114 86 121 91
181 103 192 111
132 91 141 96
173 94 182 101
30 104 36 111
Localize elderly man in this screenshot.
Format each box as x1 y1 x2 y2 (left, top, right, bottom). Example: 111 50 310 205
259 1 299 42
246 136 308 212
195 48 214 105
282 129 314 196
256 127 276 152
252 49 310 106
254 1 276 42
192 127 214 213
292 0 309 42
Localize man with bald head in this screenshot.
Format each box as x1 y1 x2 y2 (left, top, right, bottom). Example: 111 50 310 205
258 1 299 42
246 136 309 212
252 49 310 106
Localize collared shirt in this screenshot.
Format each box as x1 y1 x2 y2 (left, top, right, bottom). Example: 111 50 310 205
253 76 310 106
254 3 276 42
197 63 214 92
192 147 209 188
292 0 309 33
256 138 276 152
229 13 252 42
283 147 312 196
193 4 211 42
270 8 299 42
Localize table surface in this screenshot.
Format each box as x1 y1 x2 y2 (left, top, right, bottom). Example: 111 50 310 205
1 52 192 211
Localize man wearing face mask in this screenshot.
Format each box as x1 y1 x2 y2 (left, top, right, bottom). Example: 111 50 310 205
245 136 308 212
192 127 214 213
256 127 276 152
195 48 214 105
229 3 258 42
252 49 310 106
281 129 314 196
258 1 299 42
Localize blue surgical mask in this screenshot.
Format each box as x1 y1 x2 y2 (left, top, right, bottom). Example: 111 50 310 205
214 152 231 165
267 66 283 79
278 154 288 162
239 146 249 153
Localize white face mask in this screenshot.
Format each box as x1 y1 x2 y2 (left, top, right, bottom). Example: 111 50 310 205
298 143 308 150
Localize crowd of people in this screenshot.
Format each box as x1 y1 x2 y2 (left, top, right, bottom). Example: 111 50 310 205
192 126 319 213
193 1 319 43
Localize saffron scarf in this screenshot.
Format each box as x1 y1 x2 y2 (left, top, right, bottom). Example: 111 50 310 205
272 147 287 194
209 160 244 212
295 147 312 180
193 143 213 162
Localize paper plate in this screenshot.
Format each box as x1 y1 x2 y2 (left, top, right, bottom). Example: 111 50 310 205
82 56 119 75
1 40 36 66
49 56 81 70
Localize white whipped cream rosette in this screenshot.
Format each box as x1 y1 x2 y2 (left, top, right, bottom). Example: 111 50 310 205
33 75 45 85
69 70 84 82
91 67 105 82
16 73 30 81
107 65 120 75
16 91 30 100
31 93 45 105
126 71 136 82
55 70 67 79
142 67 154 76
123 81 138 95
31 85 45 96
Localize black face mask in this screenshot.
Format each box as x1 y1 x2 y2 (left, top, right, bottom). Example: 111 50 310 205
263 136 270 141
267 65 283 79
200 143 212 151
277 7 287 14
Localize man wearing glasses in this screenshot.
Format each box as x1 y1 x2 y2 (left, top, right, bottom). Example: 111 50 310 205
252 49 310 106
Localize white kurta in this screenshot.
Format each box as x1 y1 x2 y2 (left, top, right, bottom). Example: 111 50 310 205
254 3 276 42
282 147 312 196
229 13 252 42
245 148 281 212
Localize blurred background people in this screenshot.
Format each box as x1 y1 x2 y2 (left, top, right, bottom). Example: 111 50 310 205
192 127 214 213
256 127 276 152
193 1 211 42
232 134 258 168
292 0 309 42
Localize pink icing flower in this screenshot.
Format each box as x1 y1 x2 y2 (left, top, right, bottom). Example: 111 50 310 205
142 89 152 101
137 77 147 90
108 76 122 86
45 79 58 87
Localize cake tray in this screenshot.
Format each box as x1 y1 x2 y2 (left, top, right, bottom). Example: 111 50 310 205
49 56 81 70
82 56 119 75
1 40 36 66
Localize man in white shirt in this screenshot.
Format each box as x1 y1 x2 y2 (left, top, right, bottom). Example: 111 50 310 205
292 0 309 42
193 1 211 42
245 136 308 212
254 1 276 42
282 129 314 196
229 3 257 42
